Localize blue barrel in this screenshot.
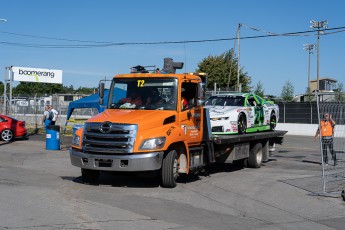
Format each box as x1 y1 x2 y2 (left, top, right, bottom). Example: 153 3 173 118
46 125 60 150
72 124 84 136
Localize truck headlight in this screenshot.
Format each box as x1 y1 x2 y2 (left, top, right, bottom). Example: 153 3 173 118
72 134 81 147
139 137 166 150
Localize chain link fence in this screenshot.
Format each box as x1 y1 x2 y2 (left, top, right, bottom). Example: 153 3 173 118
0 94 98 133
316 92 345 194
2 92 344 127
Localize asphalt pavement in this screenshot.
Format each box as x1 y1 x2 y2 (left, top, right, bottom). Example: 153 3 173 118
0 133 344 230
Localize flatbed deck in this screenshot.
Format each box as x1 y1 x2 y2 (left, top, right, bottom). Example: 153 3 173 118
212 130 288 145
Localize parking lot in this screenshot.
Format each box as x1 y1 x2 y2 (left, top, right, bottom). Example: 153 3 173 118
0 134 344 230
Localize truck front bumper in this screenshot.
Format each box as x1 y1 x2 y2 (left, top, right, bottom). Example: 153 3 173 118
70 148 164 171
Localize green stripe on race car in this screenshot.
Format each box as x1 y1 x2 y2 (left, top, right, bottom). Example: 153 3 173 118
246 125 270 133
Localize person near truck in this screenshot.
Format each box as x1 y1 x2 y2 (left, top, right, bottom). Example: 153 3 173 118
48 105 59 125
42 105 51 130
119 91 143 108
314 113 336 166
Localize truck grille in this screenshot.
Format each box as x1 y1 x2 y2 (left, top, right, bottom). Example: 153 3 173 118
83 122 138 154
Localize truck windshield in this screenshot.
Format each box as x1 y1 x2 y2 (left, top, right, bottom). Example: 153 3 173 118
108 78 178 111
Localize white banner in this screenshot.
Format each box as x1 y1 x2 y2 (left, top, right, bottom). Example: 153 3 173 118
12 66 62 84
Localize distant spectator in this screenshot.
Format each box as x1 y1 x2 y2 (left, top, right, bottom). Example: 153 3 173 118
42 105 51 130
48 105 59 125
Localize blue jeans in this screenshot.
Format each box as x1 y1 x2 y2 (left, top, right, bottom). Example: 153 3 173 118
44 119 52 131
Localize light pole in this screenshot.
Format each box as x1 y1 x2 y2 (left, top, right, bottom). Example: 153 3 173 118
303 44 316 93
1 18 7 114
310 20 328 91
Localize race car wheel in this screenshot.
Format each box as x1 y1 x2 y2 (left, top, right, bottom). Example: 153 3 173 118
238 113 247 134
161 150 179 188
270 112 277 131
1 129 14 142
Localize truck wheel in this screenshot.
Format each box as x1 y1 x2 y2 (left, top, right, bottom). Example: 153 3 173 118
248 142 263 168
161 150 179 188
1 129 14 142
270 113 277 131
238 113 247 134
81 168 100 183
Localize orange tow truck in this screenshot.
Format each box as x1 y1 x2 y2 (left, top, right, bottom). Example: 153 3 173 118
70 58 286 188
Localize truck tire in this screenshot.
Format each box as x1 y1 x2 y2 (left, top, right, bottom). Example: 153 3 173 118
270 112 277 131
81 168 100 183
248 142 263 168
161 150 179 188
238 113 247 134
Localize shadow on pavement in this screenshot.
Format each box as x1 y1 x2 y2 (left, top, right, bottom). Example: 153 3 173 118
61 162 245 188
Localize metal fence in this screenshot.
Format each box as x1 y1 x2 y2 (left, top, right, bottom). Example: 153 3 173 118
316 92 345 194
1 92 344 128
0 94 98 129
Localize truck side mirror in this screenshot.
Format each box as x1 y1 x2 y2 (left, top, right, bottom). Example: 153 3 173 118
198 82 206 106
99 82 105 105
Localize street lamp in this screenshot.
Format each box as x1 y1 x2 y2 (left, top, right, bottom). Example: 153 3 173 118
1 18 7 114
303 44 316 93
310 20 328 91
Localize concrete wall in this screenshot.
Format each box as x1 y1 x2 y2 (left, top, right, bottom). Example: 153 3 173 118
276 123 318 136
276 123 345 137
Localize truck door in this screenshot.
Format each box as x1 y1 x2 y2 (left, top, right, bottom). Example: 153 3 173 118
180 82 202 145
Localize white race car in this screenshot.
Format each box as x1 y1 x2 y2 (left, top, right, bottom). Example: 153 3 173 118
208 93 279 135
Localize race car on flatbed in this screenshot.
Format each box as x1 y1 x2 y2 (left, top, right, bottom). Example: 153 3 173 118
208 93 279 135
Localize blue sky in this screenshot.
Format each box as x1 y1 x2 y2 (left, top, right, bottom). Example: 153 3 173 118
0 0 344 96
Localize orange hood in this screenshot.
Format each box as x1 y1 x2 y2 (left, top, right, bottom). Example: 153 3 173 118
87 109 176 131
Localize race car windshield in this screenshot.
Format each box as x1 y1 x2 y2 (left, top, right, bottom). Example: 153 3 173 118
214 96 245 106
108 78 178 111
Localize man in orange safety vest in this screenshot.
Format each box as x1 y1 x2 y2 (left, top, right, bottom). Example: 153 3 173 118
314 113 336 166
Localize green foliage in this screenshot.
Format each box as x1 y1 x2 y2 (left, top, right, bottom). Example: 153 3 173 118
281 80 294 101
196 49 251 92
254 81 265 97
0 81 3 95
13 82 64 95
304 87 314 102
9 82 95 96
334 83 345 101
75 86 95 95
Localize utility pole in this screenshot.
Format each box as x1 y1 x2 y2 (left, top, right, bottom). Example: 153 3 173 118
310 20 328 91
237 23 242 92
303 44 316 93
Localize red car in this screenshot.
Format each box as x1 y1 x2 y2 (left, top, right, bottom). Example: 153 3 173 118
0 114 27 141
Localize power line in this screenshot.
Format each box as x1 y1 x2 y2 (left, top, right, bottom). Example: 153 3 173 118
0 26 345 49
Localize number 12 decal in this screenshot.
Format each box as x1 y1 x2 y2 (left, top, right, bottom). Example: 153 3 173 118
137 80 145 87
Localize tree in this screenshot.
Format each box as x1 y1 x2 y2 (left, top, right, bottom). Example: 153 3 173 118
304 87 314 102
13 82 64 96
281 80 294 101
0 81 3 95
254 81 265 97
196 49 251 92
334 83 344 101
75 86 95 95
